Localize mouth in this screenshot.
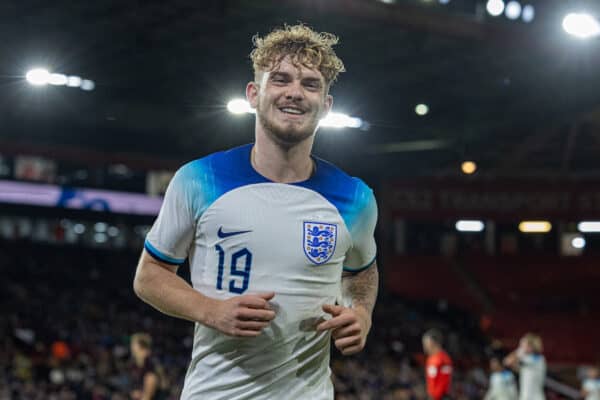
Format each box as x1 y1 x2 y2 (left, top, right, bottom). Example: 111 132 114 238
278 106 306 116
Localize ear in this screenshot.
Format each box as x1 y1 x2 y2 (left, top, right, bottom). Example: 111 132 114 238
322 94 333 117
246 81 259 109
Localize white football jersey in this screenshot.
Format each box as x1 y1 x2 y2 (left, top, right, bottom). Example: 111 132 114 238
485 371 518 400
145 144 377 400
583 378 600 400
518 354 546 400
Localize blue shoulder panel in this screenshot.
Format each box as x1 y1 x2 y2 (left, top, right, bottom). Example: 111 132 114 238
297 157 375 236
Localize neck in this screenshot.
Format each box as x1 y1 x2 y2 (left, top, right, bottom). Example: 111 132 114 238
134 354 146 367
252 128 315 183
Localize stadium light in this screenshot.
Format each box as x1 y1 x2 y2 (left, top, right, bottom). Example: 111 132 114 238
80 79 95 91
66 76 82 87
319 112 363 129
455 220 485 232
486 0 505 17
571 236 586 249
522 4 535 22
505 1 522 20
227 98 255 114
518 221 552 233
48 73 68 86
577 221 600 233
461 161 477 175
415 104 429 116
26 68 95 91
26 68 50 85
562 13 600 39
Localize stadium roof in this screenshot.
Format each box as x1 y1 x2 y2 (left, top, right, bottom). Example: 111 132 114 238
1 0 600 179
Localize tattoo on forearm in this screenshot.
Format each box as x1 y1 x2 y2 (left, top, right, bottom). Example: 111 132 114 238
342 264 379 315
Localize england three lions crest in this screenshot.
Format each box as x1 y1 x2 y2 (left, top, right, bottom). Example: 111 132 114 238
303 222 337 265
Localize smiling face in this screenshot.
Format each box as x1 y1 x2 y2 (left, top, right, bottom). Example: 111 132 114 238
247 56 333 147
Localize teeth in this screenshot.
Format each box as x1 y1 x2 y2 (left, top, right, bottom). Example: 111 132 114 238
280 108 304 115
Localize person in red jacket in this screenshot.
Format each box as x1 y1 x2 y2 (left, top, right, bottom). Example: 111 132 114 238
423 329 453 400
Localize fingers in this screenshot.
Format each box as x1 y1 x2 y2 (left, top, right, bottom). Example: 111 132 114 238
339 344 363 356
317 312 355 331
237 307 276 322
334 335 361 350
256 291 275 301
331 323 361 339
322 304 344 316
239 293 275 309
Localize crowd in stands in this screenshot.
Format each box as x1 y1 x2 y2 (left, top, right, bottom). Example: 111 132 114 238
0 240 582 399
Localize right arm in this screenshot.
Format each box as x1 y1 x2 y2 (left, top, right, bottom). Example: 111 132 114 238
133 250 276 337
503 351 519 371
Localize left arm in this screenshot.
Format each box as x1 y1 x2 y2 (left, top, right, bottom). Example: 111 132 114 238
141 371 159 400
317 262 379 355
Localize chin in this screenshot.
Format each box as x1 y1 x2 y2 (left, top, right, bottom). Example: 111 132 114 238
260 116 317 145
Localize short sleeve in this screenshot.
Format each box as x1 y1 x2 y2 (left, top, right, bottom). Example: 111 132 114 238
343 181 378 272
145 167 196 265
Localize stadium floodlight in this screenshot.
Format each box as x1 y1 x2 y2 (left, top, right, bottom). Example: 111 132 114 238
455 220 485 232
571 236 586 249
415 103 429 116
505 1 522 20
461 161 477 175
577 221 600 232
66 76 82 87
80 79 95 91
227 98 255 114
73 223 86 234
319 112 363 129
522 4 534 22
518 221 552 233
48 73 68 86
439 0 450 4
562 13 600 39
486 0 505 17
26 68 50 85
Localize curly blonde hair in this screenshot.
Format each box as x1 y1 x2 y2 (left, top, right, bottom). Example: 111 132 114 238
250 24 345 86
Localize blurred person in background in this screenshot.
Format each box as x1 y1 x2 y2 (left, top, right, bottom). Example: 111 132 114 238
129 333 166 400
484 356 518 400
582 365 600 400
423 329 453 400
504 333 546 400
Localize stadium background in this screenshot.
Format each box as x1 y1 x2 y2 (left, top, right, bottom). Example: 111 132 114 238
1 0 599 398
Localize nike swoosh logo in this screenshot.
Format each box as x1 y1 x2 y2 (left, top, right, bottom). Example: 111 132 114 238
217 227 252 238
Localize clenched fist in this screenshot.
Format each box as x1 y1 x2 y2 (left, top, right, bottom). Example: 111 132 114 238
205 292 276 337
316 304 371 355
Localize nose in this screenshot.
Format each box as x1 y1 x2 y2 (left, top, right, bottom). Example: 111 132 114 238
284 80 304 102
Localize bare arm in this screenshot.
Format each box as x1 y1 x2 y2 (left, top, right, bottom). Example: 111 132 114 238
133 250 276 337
133 250 214 323
317 262 379 355
503 350 520 370
140 372 158 400
342 262 379 318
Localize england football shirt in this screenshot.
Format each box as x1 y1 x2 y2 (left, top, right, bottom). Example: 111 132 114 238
485 371 518 400
518 353 546 400
583 378 600 400
144 144 377 400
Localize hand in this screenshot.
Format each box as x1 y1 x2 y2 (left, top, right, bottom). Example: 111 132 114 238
206 292 276 337
316 304 371 355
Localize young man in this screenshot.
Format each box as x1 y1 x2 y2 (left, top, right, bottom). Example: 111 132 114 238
133 24 379 399
484 356 518 400
422 329 453 400
129 333 165 400
581 365 600 400
504 333 546 400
